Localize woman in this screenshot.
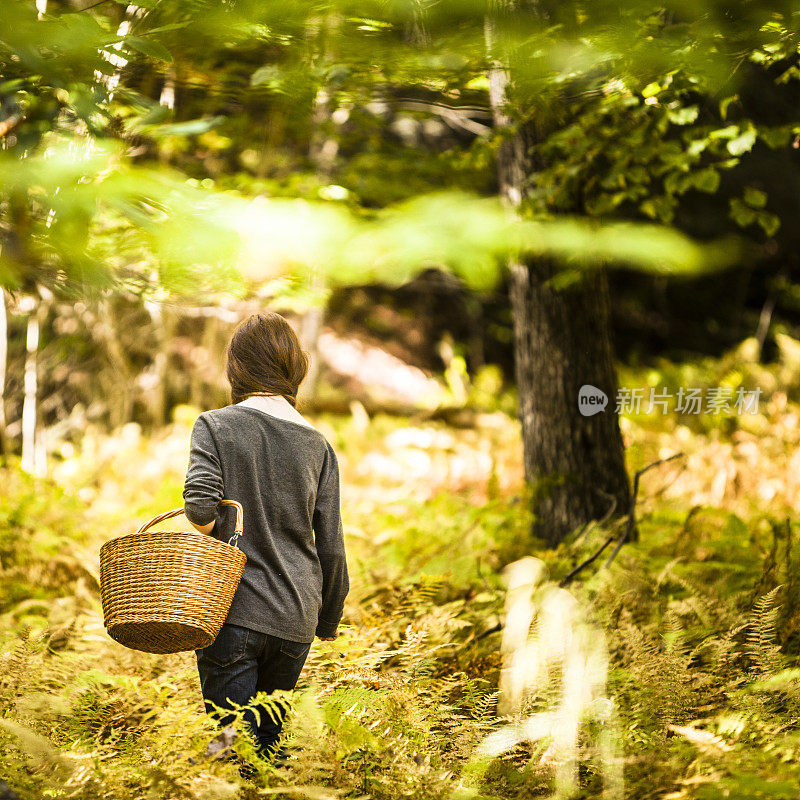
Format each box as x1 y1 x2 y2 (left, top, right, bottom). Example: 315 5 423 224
182 311 349 767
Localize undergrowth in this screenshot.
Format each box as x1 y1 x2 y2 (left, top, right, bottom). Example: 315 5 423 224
1 396 800 799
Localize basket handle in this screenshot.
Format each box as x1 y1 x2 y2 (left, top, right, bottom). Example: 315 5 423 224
136 499 244 541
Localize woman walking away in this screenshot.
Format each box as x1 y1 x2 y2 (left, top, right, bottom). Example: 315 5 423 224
182 312 349 771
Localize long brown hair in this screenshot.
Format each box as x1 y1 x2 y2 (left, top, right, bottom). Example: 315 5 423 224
226 312 309 406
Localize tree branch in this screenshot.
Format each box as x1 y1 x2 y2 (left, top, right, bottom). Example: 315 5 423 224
398 100 492 136
75 0 114 12
604 452 685 570
559 493 620 587
0 115 22 138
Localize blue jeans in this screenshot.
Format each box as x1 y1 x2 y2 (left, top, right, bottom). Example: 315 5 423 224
195 623 312 759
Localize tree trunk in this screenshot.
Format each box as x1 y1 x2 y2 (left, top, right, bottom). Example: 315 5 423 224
97 296 135 428
487 32 631 547
298 21 340 405
143 300 178 427
509 261 630 546
20 295 45 476
99 4 147 98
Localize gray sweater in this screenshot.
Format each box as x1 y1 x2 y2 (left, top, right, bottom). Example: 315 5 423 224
182 405 349 643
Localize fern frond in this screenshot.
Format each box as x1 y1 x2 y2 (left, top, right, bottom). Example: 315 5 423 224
397 575 448 616
323 685 389 716
746 585 783 675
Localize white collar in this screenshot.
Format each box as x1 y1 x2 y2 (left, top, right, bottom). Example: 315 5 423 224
236 395 316 430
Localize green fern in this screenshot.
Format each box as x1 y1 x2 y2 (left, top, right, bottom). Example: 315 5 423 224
397 575 448 617
323 685 389 717
746 585 783 675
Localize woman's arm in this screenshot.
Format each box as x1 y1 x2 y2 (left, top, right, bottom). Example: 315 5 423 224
313 443 350 639
189 519 215 535
183 415 224 533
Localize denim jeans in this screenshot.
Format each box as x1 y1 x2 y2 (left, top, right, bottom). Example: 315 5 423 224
195 623 312 759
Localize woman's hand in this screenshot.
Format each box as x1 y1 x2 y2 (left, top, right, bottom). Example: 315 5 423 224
317 630 338 641
189 519 215 535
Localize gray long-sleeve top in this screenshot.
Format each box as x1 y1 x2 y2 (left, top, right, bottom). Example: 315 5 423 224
182 405 349 642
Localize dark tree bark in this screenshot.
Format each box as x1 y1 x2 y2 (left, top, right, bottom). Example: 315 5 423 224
0 779 21 800
488 41 631 547
509 261 631 546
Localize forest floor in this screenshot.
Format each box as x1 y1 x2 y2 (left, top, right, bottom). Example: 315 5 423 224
2 347 800 799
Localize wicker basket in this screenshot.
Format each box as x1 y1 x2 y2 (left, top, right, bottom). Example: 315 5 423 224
99 500 247 654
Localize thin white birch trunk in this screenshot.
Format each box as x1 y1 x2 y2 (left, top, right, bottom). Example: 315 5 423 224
96 5 146 98
298 28 343 404
20 296 39 475
159 66 176 110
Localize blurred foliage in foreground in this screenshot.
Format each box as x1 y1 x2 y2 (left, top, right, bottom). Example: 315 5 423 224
5 0 778 298
3 344 800 798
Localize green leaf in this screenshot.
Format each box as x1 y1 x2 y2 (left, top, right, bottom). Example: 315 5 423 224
667 105 698 126
145 116 225 139
251 64 285 91
326 64 350 85
730 197 757 227
465 75 490 91
122 35 172 63
719 94 738 120
759 126 791 149
0 79 25 93
687 138 708 157
727 126 756 156
709 125 739 141
743 186 767 208
692 168 720 193
585 192 624 215
642 81 661 98
664 171 683 195
757 212 780 238
146 22 191 35
639 196 675 223
776 64 800 84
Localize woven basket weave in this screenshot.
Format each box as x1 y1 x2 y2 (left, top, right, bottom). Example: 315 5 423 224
99 500 247 654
